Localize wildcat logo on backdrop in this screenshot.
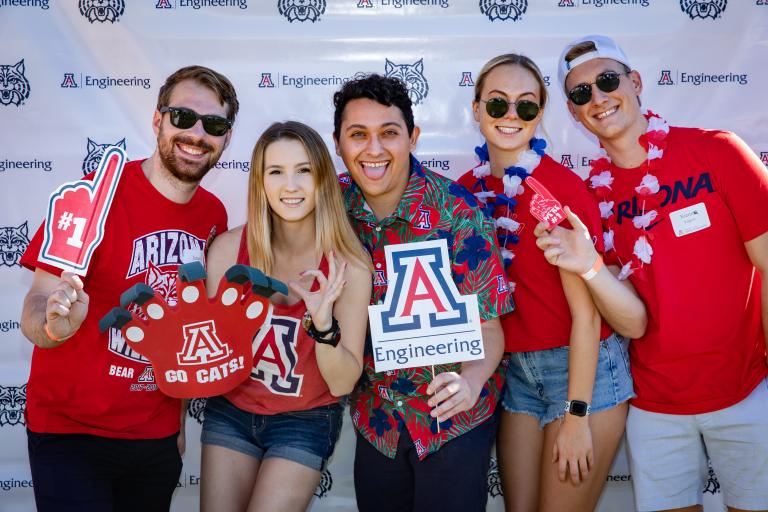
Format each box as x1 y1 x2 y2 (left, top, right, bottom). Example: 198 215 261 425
187 398 207 424
313 469 333 499
479 0 527 21
680 0 726 19
0 60 31 107
82 138 127 176
384 59 429 105
79 0 125 23
487 457 502 498
0 222 30 268
703 458 721 495
251 316 304 396
0 384 27 427
278 0 325 22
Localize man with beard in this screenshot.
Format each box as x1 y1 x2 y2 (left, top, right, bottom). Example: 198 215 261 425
19 66 237 512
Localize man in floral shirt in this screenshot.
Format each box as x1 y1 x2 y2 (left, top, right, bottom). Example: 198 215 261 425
332 74 512 511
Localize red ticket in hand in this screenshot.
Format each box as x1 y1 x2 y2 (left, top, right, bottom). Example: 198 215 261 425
40 146 127 275
527 176 566 229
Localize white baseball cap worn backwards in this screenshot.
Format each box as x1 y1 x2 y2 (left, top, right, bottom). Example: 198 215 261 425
557 34 632 91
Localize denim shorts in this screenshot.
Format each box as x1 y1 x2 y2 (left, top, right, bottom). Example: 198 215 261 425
502 333 635 428
200 395 343 471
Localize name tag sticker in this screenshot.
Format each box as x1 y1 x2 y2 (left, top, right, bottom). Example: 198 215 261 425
669 202 710 237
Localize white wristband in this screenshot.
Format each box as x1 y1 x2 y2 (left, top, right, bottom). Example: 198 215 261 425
580 255 604 281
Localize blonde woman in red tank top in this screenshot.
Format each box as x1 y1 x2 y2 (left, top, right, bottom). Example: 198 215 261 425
200 121 372 512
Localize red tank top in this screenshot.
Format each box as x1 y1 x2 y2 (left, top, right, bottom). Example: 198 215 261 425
223 228 339 414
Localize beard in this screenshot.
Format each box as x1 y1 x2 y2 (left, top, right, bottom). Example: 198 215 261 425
157 126 222 184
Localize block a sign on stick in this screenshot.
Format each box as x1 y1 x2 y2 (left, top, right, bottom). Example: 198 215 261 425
40 146 127 275
368 239 484 372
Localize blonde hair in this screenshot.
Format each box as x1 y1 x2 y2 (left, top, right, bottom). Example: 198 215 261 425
246 121 372 274
474 53 548 110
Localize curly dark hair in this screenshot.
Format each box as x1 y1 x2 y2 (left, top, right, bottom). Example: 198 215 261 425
332 73 414 139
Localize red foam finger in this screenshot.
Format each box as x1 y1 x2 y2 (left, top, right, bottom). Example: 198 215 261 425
526 176 567 229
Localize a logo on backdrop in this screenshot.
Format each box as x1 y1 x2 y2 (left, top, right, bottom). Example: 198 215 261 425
154 0 248 10
278 0 325 22
658 70 674 85
760 152 768 167
655 68 746 86
0 221 29 268
355 0 449 9
251 316 304 396
458 72 475 87
558 0 650 8
82 138 127 176
680 0 726 19
0 384 26 427
385 59 429 105
79 0 125 23
313 470 333 498
368 239 484 372
560 154 574 169
480 0 527 21
0 60 30 107
60 72 151 90
258 73 276 88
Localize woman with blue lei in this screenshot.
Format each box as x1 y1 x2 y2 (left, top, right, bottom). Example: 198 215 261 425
456 54 634 512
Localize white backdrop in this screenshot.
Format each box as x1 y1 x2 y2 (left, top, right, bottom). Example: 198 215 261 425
2 1 766 510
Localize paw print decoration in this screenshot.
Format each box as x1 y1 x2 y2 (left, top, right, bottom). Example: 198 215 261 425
99 262 287 398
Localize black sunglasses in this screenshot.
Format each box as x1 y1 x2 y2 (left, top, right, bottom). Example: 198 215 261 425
568 71 629 106
480 97 541 122
159 106 232 136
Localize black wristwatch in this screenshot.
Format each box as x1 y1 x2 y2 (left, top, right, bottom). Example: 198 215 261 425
564 400 591 417
301 312 341 347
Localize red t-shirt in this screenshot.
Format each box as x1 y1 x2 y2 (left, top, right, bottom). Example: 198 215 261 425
223 228 339 414
605 127 768 414
457 154 611 352
21 160 228 438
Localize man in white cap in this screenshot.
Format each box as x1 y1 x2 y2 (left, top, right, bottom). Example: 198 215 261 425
534 34 768 512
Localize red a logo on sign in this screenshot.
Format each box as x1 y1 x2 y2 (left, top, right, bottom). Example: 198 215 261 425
560 154 574 168
177 320 229 365
458 72 474 87
258 73 275 88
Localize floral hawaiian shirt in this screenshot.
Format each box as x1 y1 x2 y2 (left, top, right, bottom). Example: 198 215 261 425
341 156 513 460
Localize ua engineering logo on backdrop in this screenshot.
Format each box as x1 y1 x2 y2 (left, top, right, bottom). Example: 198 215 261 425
155 0 248 9
480 0 527 21
79 0 125 23
0 60 30 107
82 138 127 176
657 69 747 86
680 0 726 19
278 0 325 22
558 0 650 7
385 59 429 105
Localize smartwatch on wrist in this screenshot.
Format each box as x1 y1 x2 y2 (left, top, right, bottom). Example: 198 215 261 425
564 399 591 417
301 312 341 347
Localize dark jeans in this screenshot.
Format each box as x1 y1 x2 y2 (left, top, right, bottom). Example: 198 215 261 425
27 429 182 512
353 414 498 512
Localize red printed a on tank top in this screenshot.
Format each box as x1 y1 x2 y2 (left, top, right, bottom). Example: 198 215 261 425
223 228 339 414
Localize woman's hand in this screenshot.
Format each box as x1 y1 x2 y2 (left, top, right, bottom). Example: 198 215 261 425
289 250 347 331
552 415 594 485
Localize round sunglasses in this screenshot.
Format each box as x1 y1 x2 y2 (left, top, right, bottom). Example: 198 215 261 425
159 106 232 137
567 71 629 106
480 97 541 122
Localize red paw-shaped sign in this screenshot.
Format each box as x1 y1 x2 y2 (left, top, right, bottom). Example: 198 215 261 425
99 262 288 398
41 146 126 275
527 176 566 229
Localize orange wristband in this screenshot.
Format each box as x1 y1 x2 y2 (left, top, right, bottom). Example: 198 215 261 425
44 323 71 342
580 255 604 281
